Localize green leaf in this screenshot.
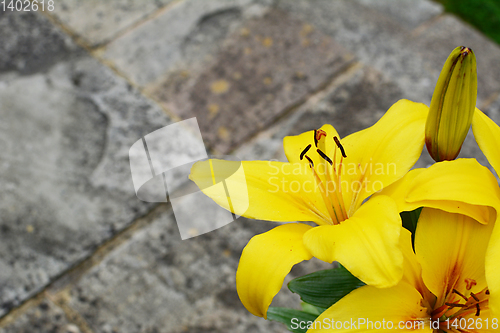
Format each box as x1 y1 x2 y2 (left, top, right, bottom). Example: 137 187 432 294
287 265 365 309
300 302 326 315
267 307 319 333
401 207 422 248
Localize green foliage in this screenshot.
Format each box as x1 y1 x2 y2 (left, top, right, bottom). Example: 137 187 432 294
437 0 500 44
400 207 422 248
267 307 319 333
287 265 365 309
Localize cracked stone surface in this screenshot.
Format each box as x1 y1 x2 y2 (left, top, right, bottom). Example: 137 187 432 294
102 0 274 88
151 8 354 153
0 299 81 333
0 11 172 316
52 0 176 47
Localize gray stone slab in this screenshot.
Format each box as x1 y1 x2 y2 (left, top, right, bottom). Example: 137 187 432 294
0 11 176 316
0 299 81 333
355 0 443 29
151 8 354 153
51 0 175 47
408 14 500 103
59 207 330 333
277 0 500 106
0 8 79 75
276 0 436 103
102 0 272 87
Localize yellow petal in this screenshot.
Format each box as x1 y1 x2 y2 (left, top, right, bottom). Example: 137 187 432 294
303 195 403 288
486 221 500 317
307 283 431 333
339 99 429 211
236 223 313 318
399 228 432 302
380 159 500 225
190 159 331 224
376 168 426 212
415 208 494 304
472 108 500 176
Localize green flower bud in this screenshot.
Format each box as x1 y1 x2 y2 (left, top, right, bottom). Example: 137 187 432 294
425 46 477 162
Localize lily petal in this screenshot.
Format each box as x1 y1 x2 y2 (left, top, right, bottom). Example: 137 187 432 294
379 159 500 225
415 208 494 305
303 195 403 288
472 108 500 176
486 219 500 317
190 160 330 224
307 283 431 333
400 228 431 301
339 99 429 211
236 223 313 318
470 109 500 317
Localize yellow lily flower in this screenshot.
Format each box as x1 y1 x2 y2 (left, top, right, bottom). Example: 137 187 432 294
190 99 429 318
307 209 497 333
471 109 500 317
377 157 500 318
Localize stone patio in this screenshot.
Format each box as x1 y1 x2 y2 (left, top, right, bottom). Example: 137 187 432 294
1 0 499 332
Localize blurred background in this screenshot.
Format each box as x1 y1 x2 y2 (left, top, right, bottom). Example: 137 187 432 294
1 0 500 332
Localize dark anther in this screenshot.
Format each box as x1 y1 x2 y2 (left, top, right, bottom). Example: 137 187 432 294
305 156 314 168
317 149 333 166
470 292 480 302
300 144 312 160
453 289 468 302
445 303 466 308
486 290 490 295
476 303 481 316
334 136 347 158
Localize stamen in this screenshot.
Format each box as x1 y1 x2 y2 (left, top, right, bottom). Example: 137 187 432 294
486 290 490 295
300 144 312 160
475 303 481 316
470 292 480 302
304 155 314 168
445 303 466 308
453 289 468 302
317 149 333 166
314 130 318 147
333 136 347 158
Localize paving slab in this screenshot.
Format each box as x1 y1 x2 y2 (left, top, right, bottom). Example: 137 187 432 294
355 0 443 30
277 0 500 106
53 206 329 333
0 11 173 316
102 0 272 88
276 0 437 103
51 0 175 47
0 298 81 333
151 8 355 153
408 14 500 103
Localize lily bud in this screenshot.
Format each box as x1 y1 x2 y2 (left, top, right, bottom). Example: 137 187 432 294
425 46 477 162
